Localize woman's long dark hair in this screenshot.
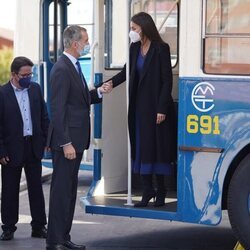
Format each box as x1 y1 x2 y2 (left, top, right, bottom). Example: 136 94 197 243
131 12 163 43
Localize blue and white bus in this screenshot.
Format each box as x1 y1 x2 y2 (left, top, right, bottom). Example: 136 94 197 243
14 0 250 248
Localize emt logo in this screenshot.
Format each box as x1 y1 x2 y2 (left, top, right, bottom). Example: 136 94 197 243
191 82 215 112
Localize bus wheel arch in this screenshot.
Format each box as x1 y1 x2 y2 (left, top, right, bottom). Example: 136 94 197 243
227 153 250 249
222 144 250 210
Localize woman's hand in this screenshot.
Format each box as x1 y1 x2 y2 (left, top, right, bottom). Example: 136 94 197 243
99 81 113 94
156 113 166 124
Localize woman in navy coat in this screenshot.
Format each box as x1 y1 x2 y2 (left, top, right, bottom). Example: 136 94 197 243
108 12 177 207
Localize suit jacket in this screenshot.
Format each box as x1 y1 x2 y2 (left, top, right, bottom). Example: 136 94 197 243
0 82 49 167
112 41 177 163
47 54 102 153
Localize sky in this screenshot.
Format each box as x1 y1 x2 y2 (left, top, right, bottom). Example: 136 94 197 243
0 0 16 30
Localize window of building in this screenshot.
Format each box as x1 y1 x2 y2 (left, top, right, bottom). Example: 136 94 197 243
48 0 94 62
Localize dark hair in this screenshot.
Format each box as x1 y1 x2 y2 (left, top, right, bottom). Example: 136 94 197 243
11 56 34 73
131 12 163 43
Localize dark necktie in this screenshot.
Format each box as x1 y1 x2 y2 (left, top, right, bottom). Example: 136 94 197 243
76 60 87 88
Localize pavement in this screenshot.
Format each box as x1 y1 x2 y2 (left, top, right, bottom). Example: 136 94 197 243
0 167 238 250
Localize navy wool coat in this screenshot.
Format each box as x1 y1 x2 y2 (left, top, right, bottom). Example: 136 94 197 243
112 41 177 164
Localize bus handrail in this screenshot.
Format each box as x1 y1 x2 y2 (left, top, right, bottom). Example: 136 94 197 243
43 61 48 102
90 41 98 89
179 145 224 153
125 0 133 206
82 40 99 164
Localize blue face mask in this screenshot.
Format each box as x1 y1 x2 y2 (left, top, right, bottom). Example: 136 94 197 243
19 76 32 88
78 44 90 57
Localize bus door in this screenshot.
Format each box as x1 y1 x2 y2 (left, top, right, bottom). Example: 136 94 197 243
41 0 97 170
81 0 250 247
41 0 67 115
82 0 180 221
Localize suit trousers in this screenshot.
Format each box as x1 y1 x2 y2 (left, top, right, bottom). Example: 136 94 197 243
1 138 47 232
47 150 83 244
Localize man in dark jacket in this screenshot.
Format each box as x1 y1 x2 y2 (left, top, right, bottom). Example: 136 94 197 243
46 25 111 250
0 56 49 240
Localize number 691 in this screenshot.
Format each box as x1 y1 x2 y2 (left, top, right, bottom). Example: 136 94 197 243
187 115 220 135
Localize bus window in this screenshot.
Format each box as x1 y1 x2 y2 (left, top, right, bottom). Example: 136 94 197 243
105 0 178 69
67 0 94 83
142 0 178 67
49 2 62 62
67 0 94 45
203 0 250 75
48 0 94 64
104 0 128 69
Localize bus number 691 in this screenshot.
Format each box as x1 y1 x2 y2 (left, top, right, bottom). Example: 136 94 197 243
187 115 220 135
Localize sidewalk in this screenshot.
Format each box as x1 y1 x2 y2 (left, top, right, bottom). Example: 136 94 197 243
0 165 53 198
0 170 237 250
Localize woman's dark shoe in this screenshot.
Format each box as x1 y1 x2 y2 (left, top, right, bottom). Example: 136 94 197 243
154 191 166 207
134 189 156 207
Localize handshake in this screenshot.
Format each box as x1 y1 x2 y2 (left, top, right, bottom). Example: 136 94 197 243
98 80 113 94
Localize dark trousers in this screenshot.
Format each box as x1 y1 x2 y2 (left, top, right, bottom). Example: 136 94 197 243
1 139 47 232
47 150 83 244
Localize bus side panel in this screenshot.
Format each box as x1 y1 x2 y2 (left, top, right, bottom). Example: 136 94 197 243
178 77 250 225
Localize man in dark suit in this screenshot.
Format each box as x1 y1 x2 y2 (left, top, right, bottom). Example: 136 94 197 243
46 25 112 250
0 56 49 240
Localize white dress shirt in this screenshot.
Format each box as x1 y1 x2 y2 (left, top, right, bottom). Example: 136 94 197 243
11 83 33 136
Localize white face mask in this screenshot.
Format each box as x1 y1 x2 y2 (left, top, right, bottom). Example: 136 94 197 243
78 42 90 57
81 44 90 56
129 30 141 43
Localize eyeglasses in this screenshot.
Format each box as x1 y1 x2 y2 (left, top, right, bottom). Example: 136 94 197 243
17 73 33 78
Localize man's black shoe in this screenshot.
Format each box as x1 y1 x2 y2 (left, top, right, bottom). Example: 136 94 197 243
31 226 47 238
46 244 69 250
63 240 86 249
0 230 14 240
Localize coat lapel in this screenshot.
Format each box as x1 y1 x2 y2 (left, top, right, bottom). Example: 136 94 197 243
81 73 91 105
129 43 140 96
62 55 90 106
28 84 35 124
5 82 23 122
138 43 155 88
